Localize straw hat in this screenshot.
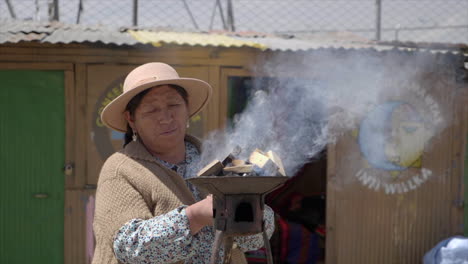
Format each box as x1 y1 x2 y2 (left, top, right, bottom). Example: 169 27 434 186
101 62 212 132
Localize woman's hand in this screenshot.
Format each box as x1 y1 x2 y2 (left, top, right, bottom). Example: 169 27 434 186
185 195 214 235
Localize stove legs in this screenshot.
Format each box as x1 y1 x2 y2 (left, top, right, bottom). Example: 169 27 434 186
223 236 233 264
262 229 273 264
210 230 224 264
210 229 274 264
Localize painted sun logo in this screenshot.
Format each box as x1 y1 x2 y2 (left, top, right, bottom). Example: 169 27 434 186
354 99 438 194
359 102 430 174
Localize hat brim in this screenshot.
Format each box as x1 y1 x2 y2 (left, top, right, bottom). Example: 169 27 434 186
101 78 212 132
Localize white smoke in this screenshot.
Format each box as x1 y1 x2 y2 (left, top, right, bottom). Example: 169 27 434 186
193 50 452 177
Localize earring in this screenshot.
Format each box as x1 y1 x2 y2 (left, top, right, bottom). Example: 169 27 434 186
132 132 138 142
186 121 190 128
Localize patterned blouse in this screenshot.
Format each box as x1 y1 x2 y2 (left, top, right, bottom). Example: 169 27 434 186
113 141 275 264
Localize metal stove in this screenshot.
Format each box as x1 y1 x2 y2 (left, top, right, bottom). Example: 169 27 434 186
187 176 287 264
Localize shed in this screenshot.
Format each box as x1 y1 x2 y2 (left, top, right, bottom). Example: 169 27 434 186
0 20 467 264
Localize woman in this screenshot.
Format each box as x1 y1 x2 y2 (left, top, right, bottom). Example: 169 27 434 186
92 62 275 264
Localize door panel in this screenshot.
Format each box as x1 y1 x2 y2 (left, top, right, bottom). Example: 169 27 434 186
0 70 64 264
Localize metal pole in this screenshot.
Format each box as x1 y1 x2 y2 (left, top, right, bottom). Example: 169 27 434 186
76 0 83 24
54 0 59 20
48 0 59 21
35 0 40 21
375 0 382 41
262 229 274 264
209 0 218 30
4 0 16 19
133 0 138 26
182 0 199 30
217 0 227 30
210 0 228 30
210 230 224 264
226 0 235 32
48 0 53 21
222 237 233 264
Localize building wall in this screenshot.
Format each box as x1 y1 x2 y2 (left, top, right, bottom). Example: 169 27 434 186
0 43 466 264
325 52 468 264
0 42 264 264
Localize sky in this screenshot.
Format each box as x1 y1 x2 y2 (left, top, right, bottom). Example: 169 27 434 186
1 0 467 44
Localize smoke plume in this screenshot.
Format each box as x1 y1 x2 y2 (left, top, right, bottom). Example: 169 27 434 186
192 50 451 177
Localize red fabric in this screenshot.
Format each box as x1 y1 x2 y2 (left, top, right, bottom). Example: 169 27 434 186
316 225 326 237
245 248 267 263
278 217 290 262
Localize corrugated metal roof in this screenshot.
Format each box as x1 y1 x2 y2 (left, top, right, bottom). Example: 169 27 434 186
232 31 464 53
0 20 138 46
128 29 379 51
129 29 462 54
235 35 379 51
128 30 267 50
45 27 138 45
0 20 463 54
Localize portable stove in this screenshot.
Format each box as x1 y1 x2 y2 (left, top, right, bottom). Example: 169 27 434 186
187 176 287 264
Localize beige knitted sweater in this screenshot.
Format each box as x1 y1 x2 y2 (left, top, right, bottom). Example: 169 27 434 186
92 135 247 264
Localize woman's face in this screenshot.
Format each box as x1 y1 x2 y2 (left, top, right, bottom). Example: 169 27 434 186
126 85 189 154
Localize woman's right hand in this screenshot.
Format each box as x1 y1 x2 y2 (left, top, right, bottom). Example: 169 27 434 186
185 195 213 235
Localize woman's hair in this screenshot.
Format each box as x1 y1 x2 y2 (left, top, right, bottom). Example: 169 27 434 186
123 84 189 146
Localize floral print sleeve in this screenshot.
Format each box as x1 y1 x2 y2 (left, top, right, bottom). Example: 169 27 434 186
113 205 275 263
113 206 203 264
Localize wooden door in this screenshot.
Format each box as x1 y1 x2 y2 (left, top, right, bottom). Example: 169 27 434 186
0 70 65 263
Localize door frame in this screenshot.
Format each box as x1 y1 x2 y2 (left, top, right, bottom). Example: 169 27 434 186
0 62 77 264
219 67 252 128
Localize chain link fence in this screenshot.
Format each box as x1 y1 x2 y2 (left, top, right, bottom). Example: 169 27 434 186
1 0 467 44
